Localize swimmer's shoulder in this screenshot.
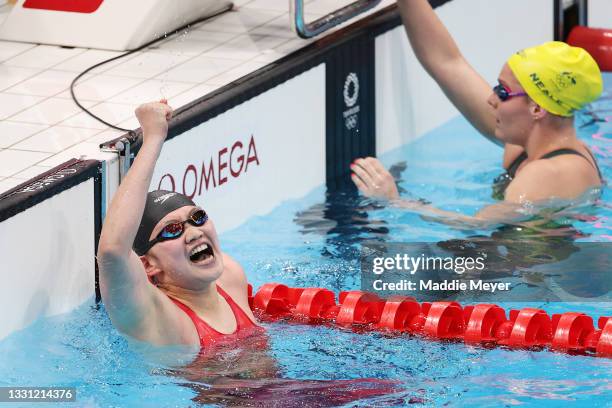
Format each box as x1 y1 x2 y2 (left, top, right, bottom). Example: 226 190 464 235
137 276 204 346
218 253 257 321
219 253 248 289
506 157 599 202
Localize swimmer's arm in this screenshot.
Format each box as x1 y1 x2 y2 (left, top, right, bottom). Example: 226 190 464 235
98 102 172 258
393 164 562 227
100 252 194 345
349 162 494 227
98 142 164 258
393 199 529 229
97 252 161 332
97 139 165 333
353 156 579 229
97 141 165 327
397 0 498 142
351 157 529 227
97 102 173 335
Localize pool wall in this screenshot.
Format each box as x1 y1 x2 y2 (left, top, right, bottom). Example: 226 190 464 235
0 160 102 340
0 0 560 340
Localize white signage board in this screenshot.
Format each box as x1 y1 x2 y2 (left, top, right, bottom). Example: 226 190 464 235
151 65 326 234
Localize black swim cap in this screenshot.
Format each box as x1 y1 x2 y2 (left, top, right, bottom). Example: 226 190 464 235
133 190 196 256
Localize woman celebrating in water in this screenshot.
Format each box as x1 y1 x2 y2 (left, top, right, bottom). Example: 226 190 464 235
97 101 263 350
97 101 404 405
351 0 603 226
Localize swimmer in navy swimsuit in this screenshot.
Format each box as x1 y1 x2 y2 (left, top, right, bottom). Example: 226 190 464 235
98 100 263 350
349 0 604 227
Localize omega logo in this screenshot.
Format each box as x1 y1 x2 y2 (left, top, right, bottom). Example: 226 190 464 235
158 135 260 199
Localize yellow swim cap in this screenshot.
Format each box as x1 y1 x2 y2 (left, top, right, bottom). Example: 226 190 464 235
507 41 603 117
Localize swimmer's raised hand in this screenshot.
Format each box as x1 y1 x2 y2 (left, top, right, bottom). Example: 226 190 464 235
135 100 173 143
99 100 176 341
351 157 400 200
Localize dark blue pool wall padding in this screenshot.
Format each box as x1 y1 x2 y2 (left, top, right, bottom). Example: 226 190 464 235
93 163 102 303
554 0 587 41
0 159 101 223
325 36 376 191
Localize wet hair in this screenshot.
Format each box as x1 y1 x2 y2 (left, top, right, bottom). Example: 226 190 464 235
133 190 195 256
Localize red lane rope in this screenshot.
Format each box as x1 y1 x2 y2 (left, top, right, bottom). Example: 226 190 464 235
247 283 612 358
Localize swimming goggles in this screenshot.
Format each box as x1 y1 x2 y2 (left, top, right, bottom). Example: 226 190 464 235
493 83 527 101
144 209 208 251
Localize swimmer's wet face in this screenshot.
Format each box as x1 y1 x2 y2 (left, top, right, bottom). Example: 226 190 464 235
144 205 224 289
133 190 225 289
488 64 535 145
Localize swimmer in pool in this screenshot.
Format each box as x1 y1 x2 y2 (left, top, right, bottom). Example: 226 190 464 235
96 102 407 404
97 101 263 349
351 0 604 227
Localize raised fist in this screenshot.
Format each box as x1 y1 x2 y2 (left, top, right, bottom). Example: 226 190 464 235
135 100 173 144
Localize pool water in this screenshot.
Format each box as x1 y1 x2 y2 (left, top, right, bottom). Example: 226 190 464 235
1 75 611 407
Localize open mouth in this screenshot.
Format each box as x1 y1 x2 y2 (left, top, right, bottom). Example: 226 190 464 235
189 243 214 264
